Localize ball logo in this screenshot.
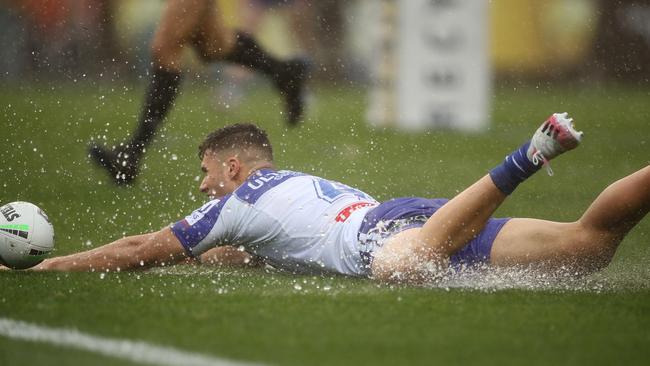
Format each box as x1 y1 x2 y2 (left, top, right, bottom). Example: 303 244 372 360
0 201 54 269
0 224 29 239
1 204 20 222
37 208 50 223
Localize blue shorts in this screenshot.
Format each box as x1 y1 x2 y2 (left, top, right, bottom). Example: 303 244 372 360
357 197 510 269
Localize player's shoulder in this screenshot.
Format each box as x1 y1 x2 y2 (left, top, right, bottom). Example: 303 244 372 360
233 169 313 204
183 194 232 226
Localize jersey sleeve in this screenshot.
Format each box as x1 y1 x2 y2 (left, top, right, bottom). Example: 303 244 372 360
170 195 232 257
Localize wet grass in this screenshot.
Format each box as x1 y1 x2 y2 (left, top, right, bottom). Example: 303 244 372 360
1 81 649 365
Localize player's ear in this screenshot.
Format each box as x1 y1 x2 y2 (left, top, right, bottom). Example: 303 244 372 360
227 157 240 179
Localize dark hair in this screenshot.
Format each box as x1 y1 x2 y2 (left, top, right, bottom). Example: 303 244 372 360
198 123 273 161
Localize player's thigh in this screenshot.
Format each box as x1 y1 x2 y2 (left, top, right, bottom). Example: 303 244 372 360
191 0 235 60
489 218 610 269
152 0 212 56
371 228 448 283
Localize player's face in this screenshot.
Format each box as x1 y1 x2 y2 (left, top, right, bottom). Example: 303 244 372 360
199 151 239 199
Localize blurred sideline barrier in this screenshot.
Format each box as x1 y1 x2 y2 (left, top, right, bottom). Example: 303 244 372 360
490 0 598 76
0 0 649 84
366 0 490 131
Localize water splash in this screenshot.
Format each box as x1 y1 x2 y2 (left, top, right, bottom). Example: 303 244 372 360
146 258 649 294
421 263 650 293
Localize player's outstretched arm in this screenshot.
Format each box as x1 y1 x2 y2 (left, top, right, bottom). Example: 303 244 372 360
32 227 187 272
198 246 259 267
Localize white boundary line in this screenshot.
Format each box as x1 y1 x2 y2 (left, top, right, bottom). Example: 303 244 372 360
0 317 266 366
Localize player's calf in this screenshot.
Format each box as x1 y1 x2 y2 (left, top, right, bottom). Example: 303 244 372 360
275 58 310 126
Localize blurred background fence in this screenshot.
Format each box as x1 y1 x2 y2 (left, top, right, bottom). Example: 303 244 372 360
0 0 649 85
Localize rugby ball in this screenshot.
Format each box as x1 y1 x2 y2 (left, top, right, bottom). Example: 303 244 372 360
0 202 55 269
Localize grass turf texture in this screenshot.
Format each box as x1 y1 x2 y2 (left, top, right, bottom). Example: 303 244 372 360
1 81 649 365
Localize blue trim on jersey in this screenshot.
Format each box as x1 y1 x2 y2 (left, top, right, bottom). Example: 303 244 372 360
312 177 373 203
170 194 231 256
235 169 305 204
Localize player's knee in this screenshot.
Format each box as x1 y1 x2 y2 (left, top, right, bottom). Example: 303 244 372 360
192 35 234 62
194 48 216 63
150 42 167 65
567 223 618 271
150 38 184 69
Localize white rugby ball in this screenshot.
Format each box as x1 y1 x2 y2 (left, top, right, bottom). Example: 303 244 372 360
0 202 55 269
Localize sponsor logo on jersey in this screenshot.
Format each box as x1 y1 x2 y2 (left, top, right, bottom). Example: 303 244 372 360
237 170 305 204
335 202 376 222
1 204 20 222
247 174 277 190
185 199 221 226
246 170 301 190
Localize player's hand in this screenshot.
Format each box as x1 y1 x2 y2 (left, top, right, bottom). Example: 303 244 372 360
199 246 255 267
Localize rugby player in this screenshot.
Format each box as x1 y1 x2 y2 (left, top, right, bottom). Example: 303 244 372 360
28 117 650 283
89 0 309 186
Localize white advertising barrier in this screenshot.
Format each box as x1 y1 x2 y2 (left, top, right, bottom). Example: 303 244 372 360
368 0 491 132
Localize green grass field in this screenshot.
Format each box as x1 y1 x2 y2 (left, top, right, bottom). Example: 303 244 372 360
1 81 649 365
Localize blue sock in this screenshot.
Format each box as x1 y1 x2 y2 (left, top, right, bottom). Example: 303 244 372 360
489 141 542 195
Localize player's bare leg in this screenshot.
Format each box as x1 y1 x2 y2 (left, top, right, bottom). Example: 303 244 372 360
490 165 650 272
160 0 309 128
372 113 584 282
88 0 206 185
89 0 309 185
185 1 310 127
371 176 507 282
153 0 219 71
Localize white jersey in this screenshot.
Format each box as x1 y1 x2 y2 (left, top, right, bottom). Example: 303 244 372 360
171 169 379 276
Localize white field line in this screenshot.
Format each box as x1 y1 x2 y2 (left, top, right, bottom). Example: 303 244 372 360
0 317 266 366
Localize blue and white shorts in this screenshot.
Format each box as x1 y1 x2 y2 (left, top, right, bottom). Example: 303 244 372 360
357 197 510 269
